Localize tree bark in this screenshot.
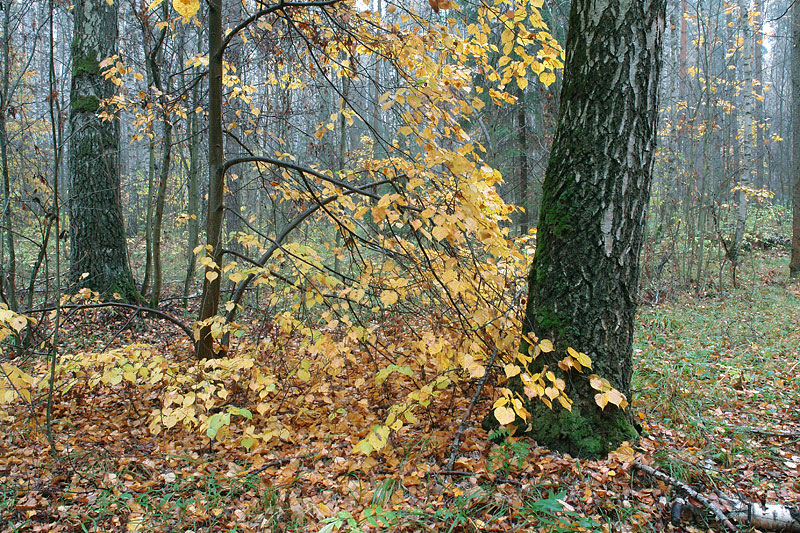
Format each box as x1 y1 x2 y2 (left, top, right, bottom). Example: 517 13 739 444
792 0 800 277
197 0 225 358
518 92 530 235
183 31 202 308
0 0 17 311
68 0 137 300
518 0 666 457
149 4 171 310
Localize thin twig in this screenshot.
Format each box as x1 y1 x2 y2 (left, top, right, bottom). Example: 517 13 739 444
445 344 499 474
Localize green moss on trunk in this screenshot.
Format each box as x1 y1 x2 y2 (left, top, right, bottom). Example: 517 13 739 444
71 95 99 113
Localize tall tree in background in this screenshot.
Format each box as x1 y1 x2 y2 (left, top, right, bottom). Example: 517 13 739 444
791 0 800 277
0 0 17 311
68 0 137 299
520 0 666 456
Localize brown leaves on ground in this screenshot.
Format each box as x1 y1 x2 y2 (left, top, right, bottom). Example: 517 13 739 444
2 263 800 531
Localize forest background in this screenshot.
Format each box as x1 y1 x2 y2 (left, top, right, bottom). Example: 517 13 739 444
0 0 799 531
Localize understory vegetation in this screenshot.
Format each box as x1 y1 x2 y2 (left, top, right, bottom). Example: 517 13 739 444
1 246 798 531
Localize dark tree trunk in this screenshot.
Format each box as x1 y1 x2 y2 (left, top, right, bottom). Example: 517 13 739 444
197 0 225 358
68 0 136 300
518 0 666 457
1 0 17 311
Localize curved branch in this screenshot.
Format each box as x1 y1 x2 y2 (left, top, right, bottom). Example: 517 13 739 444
25 302 195 344
223 155 381 200
220 0 342 54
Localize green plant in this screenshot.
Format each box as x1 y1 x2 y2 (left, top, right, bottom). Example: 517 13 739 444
488 437 532 477
518 490 598 532
319 510 363 532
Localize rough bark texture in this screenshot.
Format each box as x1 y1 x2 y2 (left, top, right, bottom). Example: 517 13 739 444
68 0 136 300
518 0 666 457
791 0 800 278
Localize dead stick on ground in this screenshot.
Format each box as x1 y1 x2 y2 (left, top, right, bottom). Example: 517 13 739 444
445 344 499 475
632 461 737 531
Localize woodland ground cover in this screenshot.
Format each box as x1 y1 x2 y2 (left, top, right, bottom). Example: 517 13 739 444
0 249 798 532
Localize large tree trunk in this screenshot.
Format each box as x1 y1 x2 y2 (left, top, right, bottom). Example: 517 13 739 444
792 0 800 277
518 0 666 457
68 0 137 300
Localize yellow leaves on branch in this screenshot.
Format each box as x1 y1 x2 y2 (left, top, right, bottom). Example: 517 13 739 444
590 374 629 410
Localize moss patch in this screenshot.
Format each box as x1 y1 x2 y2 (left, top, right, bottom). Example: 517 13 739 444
71 95 100 113
73 51 100 77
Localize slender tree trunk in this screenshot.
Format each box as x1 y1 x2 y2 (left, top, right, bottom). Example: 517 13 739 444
197 0 225 358
791 0 800 277
183 34 202 307
68 0 137 300
518 92 530 235
141 121 155 296
0 0 17 311
149 5 171 309
150 118 171 309
26 219 53 310
516 0 666 457
733 0 754 285
753 0 764 190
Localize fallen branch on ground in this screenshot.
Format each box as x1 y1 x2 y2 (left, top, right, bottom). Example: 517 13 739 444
633 462 800 532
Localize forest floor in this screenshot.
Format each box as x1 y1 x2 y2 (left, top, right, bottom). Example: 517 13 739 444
1 250 799 532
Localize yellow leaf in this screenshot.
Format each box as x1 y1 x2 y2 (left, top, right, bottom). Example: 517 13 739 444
432 225 449 241
503 364 521 378
611 442 636 463
595 392 608 410
492 396 509 409
494 405 516 425
607 389 627 408
539 339 554 352
172 0 199 20
575 352 592 369
556 395 572 411
589 374 603 391
9 315 26 332
463 354 485 378
380 290 398 306
205 271 219 282
539 71 556 87
367 425 390 450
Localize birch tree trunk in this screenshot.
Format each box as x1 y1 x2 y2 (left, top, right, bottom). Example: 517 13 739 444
517 0 666 457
